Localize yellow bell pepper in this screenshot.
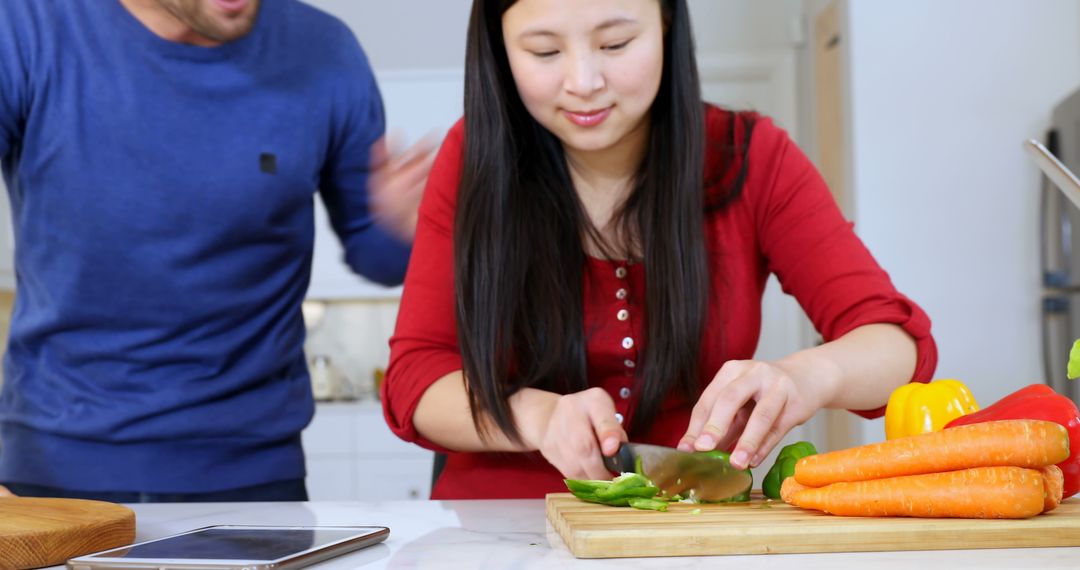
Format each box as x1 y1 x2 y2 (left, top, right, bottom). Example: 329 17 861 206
884 379 980 440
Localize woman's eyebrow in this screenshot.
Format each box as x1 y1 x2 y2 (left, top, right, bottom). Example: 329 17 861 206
518 16 638 39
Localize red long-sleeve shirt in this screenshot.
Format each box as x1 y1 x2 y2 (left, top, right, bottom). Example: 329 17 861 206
383 107 937 499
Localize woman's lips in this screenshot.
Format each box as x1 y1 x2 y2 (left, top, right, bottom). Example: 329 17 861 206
213 0 249 14
563 107 612 127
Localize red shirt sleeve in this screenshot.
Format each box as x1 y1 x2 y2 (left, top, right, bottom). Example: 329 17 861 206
746 117 938 418
381 119 466 451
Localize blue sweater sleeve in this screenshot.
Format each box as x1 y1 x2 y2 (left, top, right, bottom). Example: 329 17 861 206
317 26 411 287
0 3 29 161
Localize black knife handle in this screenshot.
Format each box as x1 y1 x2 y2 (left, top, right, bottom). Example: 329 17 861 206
602 443 635 475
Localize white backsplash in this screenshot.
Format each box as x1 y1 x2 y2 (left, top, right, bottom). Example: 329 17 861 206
302 299 400 402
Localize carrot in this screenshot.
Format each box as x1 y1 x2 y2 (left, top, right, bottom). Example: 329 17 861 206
779 476 810 504
794 419 1069 487
788 466 1046 519
1041 464 1064 513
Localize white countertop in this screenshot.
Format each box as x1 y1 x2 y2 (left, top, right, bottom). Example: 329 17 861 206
49 499 1080 569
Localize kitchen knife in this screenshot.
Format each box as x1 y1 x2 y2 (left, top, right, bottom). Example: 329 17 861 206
602 443 752 502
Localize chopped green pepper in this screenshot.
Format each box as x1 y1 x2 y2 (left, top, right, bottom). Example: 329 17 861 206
627 497 668 511
564 479 610 496
761 441 818 499
564 473 663 509
595 472 650 499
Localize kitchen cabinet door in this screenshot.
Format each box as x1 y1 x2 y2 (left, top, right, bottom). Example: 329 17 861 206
303 401 433 501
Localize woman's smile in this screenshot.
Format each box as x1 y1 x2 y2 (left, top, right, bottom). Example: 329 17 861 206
563 106 614 127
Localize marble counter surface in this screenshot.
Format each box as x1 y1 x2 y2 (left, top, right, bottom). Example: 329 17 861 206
50 499 1080 569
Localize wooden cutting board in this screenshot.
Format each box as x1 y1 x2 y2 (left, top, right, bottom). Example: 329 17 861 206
547 492 1080 558
0 497 136 570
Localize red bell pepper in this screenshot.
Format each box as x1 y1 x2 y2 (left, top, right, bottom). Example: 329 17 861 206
944 384 1080 499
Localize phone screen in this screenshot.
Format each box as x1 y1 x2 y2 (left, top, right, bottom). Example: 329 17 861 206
95 526 360 557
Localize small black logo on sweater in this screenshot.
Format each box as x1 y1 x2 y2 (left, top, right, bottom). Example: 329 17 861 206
260 153 277 174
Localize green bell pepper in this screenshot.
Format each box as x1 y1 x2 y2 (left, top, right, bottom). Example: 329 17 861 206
696 450 753 502
761 441 817 499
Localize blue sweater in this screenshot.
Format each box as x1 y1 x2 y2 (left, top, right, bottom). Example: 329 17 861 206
0 0 410 492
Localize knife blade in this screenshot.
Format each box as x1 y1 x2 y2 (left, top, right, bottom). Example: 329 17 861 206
1026 139 1080 211
602 443 752 502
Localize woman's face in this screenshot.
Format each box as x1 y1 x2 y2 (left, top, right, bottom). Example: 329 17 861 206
502 0 664 155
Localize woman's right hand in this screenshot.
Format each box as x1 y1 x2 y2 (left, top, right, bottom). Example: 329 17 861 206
521 387 628 480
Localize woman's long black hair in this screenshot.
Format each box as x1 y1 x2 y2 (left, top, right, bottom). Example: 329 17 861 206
455 0 752 441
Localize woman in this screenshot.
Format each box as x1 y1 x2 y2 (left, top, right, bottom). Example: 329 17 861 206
382 0 937 499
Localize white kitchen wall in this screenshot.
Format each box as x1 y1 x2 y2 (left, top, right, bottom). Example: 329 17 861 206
303 1 472 71
309 0 806 66
842 0 1080 443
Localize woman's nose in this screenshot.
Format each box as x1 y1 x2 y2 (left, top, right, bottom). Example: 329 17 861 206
564 53 605 98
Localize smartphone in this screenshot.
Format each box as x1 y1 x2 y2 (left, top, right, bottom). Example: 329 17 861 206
66 525 390 570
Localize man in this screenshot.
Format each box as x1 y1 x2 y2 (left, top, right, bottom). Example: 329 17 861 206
0 0 434 501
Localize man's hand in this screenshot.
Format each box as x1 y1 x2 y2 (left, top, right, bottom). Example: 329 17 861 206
0 485 14 497
367 132 439 241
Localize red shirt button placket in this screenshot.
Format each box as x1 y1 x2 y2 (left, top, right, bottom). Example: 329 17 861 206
614 264 635 423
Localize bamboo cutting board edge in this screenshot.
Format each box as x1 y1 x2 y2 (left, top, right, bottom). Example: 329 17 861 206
0 497 136 570
546 493 1080 559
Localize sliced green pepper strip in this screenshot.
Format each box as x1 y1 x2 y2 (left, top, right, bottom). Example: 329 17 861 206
761 441 818 499
594 472 650 499
564 479 611 496
565 473 660 507
628 497 669 511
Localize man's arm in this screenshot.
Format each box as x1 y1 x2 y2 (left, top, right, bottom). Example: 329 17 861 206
316 31 434 286
0 2 29 162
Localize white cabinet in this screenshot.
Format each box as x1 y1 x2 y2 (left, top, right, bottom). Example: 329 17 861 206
302 400 433 501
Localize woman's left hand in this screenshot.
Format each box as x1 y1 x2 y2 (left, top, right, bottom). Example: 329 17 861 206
677 359 838 470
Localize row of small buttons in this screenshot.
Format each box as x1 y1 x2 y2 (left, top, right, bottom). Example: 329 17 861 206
615 264 633 424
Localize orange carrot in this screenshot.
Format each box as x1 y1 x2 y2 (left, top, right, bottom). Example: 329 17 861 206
779 476 810 504
1041 464 1064 513
788 466 1046 519
795 419 1069 487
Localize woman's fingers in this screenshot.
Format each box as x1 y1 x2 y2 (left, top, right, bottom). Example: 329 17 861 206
677 361 748 451
729 385 789 468
716 403 753 452
587 401 626 456
584 389 626 478
679 360 810 469
688 365 764 452
542 388 626 480
752 424 789 468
